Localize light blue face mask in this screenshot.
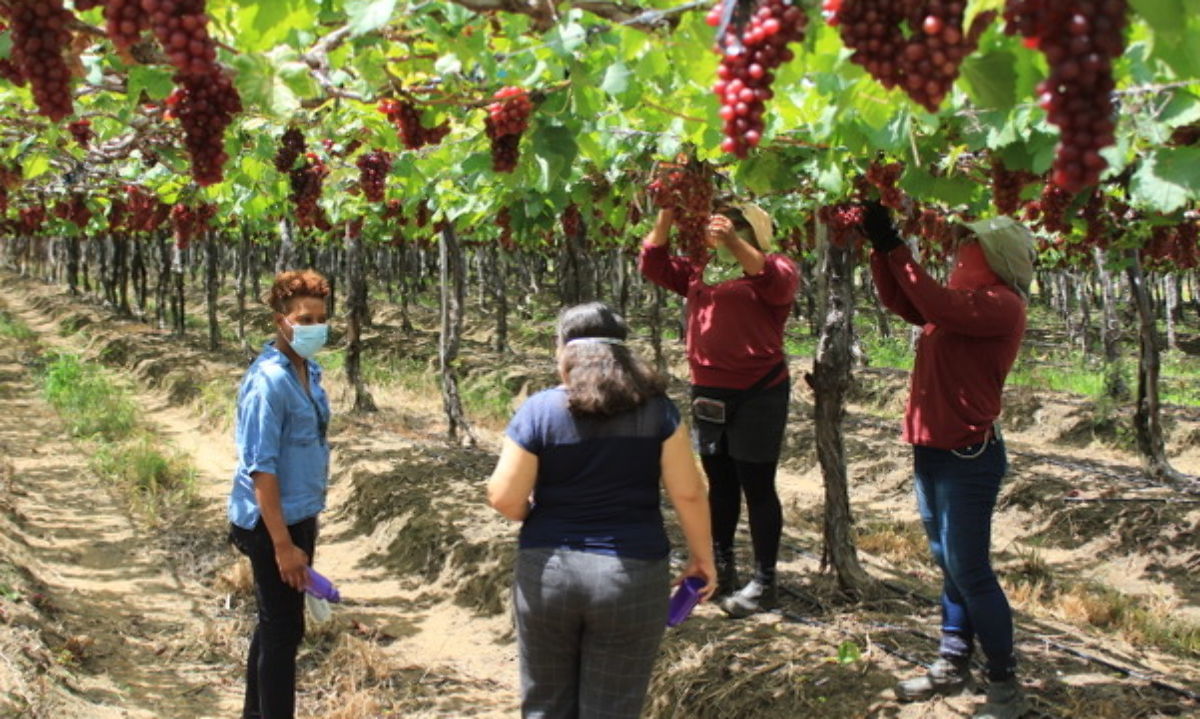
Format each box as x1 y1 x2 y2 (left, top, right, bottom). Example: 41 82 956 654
286 320 328 359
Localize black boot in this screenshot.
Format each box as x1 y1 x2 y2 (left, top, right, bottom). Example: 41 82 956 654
713 551 739 601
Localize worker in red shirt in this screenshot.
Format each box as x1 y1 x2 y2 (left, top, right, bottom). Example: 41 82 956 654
639 203 799 617
863 202 1034 719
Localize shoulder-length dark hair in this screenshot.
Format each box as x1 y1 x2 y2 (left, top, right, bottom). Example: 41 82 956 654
557 302 666 417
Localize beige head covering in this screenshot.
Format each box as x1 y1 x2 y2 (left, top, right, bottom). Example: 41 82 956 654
964 216 1036 300
736 202 775 252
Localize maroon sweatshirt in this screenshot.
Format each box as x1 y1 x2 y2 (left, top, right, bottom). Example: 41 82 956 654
639 242 798 389
870 245 1026 450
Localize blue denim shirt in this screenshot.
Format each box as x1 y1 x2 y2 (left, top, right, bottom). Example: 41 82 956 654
227 342 331 530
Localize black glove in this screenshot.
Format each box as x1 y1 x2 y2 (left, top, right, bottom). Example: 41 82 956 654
861 201 902 254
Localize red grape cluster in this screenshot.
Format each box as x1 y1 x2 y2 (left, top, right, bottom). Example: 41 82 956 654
496 207 515 251
383 199 406 225
53 195 92 227
0 162 20 190
865 161 905 208
1023 181 1073 234
356 149 392 203
19 205 47 234
562 204 583 238
1079 190 1113 249
289 155 330 230
708 0 807 157
274 127 305 172
0 57 26 87
1141 224 1197 270
817 203 865 247
484 87 533 173
989 158 1037 216
377 99 451 150
124 185 169 232
1004 0 1127 192
6 0 77 121
107 198 127 231
415 200 430 228
100 0 151 53
827 0 993 112
167 70 241 185
68 118 93 148
648 161 714 259
146 0 219 77
169 202 213 250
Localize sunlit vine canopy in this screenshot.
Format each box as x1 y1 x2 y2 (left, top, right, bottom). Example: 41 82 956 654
0 0 1197 246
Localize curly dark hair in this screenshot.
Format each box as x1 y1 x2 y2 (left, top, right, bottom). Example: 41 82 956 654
265 270 330 314
557 302 666 417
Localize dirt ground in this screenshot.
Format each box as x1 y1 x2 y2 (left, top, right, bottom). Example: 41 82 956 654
0 269 1197 718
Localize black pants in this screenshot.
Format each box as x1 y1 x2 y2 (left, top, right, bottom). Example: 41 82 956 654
702 452 782 584
229 517 318 719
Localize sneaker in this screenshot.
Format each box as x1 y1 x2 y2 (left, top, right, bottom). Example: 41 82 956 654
894 657 972 702
718 579 777 618
973 678 1028 719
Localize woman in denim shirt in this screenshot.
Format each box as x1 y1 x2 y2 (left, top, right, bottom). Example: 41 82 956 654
228 270 332 719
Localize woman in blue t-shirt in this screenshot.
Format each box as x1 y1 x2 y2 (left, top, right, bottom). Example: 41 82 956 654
488 301 715 719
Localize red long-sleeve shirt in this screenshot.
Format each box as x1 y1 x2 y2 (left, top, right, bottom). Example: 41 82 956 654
639 242 798 389
871 245 1026 450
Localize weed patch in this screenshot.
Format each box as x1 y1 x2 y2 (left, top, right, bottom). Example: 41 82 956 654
40 353 137 440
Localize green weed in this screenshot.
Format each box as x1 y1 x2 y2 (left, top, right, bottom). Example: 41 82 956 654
90 434 196 520
460 371 518 426
39 354 137 440
0 310 35 341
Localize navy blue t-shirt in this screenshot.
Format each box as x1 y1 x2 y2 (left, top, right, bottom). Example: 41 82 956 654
506 387 682 560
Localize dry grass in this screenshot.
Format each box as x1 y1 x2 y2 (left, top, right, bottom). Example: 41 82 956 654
855 519 927 565
1004 572 1200 658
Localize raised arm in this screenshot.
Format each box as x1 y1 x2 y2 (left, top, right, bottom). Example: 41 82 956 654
638 209 693 296
870 247 928 326
660 424 716 601
880 245 1025 337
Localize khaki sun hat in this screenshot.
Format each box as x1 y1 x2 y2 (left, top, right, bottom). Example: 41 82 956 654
735 202 775 252
964 216 1036 299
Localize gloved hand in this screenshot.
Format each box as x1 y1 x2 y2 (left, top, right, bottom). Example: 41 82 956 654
861 201 902 254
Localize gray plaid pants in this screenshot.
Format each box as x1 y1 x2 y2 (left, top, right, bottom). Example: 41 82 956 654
514 547 670 719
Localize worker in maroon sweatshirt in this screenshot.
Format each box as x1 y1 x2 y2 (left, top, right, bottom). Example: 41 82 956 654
639 203 799 618
863 202 1034 719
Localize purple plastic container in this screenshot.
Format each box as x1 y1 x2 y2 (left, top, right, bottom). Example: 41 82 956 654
306 567 342 603
666 576 706 627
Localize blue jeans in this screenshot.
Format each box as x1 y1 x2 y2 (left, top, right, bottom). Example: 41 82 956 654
913 438 1016 681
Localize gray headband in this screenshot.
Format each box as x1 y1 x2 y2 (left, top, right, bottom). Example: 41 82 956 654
565 337 624 346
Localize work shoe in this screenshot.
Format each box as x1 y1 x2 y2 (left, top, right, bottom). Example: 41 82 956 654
718 579 777 618
894 657 972 702
973 678 1029 719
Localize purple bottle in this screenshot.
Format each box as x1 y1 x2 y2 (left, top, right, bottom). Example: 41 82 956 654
666 576 706 627
306 567 341 603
